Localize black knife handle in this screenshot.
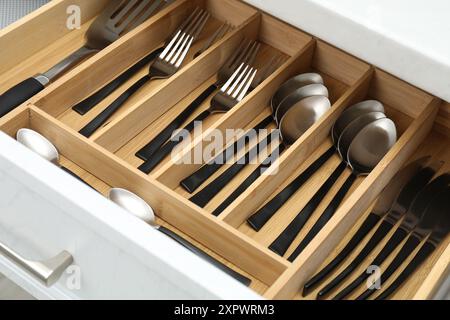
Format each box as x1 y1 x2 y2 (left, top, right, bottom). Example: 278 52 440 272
79 75 151 138
136 84 218 162
288 173 358 262
60 166 96 190
269 161 347 256
72 47 164 115
211 144 284 217
317 220 394 299
157 226 251 286
333 227 409 300
189 132 276 208
375 241 436 300
0 78 45 118
138 109 211 174
180 115 273 193
247 146 335 231
356 235 421 300
302 213 380 297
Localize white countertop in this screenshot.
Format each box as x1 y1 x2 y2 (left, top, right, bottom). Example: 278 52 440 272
245 0 450 102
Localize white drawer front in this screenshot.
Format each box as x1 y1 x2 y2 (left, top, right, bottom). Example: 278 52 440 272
0 132 259 300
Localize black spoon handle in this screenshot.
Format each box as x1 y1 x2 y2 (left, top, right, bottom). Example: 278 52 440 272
247 146 335 231
79 75 151 138
302 213 380 296
180 116 273 193
60 166 95 190
332 227 409 300
212 144 284 217
189 132 277 208
135 84 218 162
269 161 347 256
72 47 164 115
375 241 436 300
357 235 421 300
316 220 394 299
288 173 358 262
157 226 251 286
138 110 211 174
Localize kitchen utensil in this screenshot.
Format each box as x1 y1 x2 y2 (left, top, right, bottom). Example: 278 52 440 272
0 0 168 117
135 39 261 162
16 128 94 188
269 111 390 256
193 22 232 58
316 160 443 299
270 73 324 114
73 20 231 116
246 100 385 230
79 8 210 138
302 156 431 296
334 173 450 299
287 117 397 261
356 174 450 300
108 188 251 286
374 187 450 300
138 61 258 174
188 95 331 208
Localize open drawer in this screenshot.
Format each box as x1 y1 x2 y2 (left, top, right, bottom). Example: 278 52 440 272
0 0 448 300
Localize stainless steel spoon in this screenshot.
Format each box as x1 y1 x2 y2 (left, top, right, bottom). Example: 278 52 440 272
286 116 397 261
271 73 324 113
246 100 385 230
16 128 94 188
108 188 251 285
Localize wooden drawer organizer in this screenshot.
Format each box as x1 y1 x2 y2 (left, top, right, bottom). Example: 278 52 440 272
0 0 448 299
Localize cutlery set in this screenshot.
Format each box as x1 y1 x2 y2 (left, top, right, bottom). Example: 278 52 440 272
302 157 449 299
15 128 250 286
0 0 173 117
0 0 447 300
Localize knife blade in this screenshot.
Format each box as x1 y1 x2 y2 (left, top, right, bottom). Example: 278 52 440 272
316 159 442 299
302 156 431 296
334 172 450 299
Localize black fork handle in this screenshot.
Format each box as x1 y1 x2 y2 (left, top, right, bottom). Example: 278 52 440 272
189 131 277 208
316 220 394 299
136 84 218 161
247 146 335 231
72 47 164 115
288 173 358 262
302 213 380 297
79 75 151 138
356 235 422 300
332 227 409 300
0 78 45 118
375 241 436 300
157 226 251 286
268 161 347 256
180 115 273 193
138 110 211 174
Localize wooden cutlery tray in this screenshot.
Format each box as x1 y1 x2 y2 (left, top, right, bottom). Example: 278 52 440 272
0 0 448 299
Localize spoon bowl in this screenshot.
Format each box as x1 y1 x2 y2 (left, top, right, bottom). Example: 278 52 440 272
108 188 157 226
16 128 59 164
271 73 324 113
275 83 329 124
279 96 331 145
347 118 397 174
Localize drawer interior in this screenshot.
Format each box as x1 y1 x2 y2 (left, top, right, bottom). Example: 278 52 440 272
0 0 448 300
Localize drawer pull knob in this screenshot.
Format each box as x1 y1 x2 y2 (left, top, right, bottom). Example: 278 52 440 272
0 242 73 287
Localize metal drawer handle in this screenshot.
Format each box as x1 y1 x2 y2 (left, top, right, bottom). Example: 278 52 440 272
0 241 73 287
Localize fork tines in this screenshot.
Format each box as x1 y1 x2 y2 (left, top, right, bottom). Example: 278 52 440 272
225 39 261 72
222 63 258 102
111 0 165 34
159 8 210 67
194 22 233 58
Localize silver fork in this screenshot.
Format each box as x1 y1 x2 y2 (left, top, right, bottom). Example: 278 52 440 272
136 38 260 161
138 62 258 173
193 22 233 58
79 8 210 138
